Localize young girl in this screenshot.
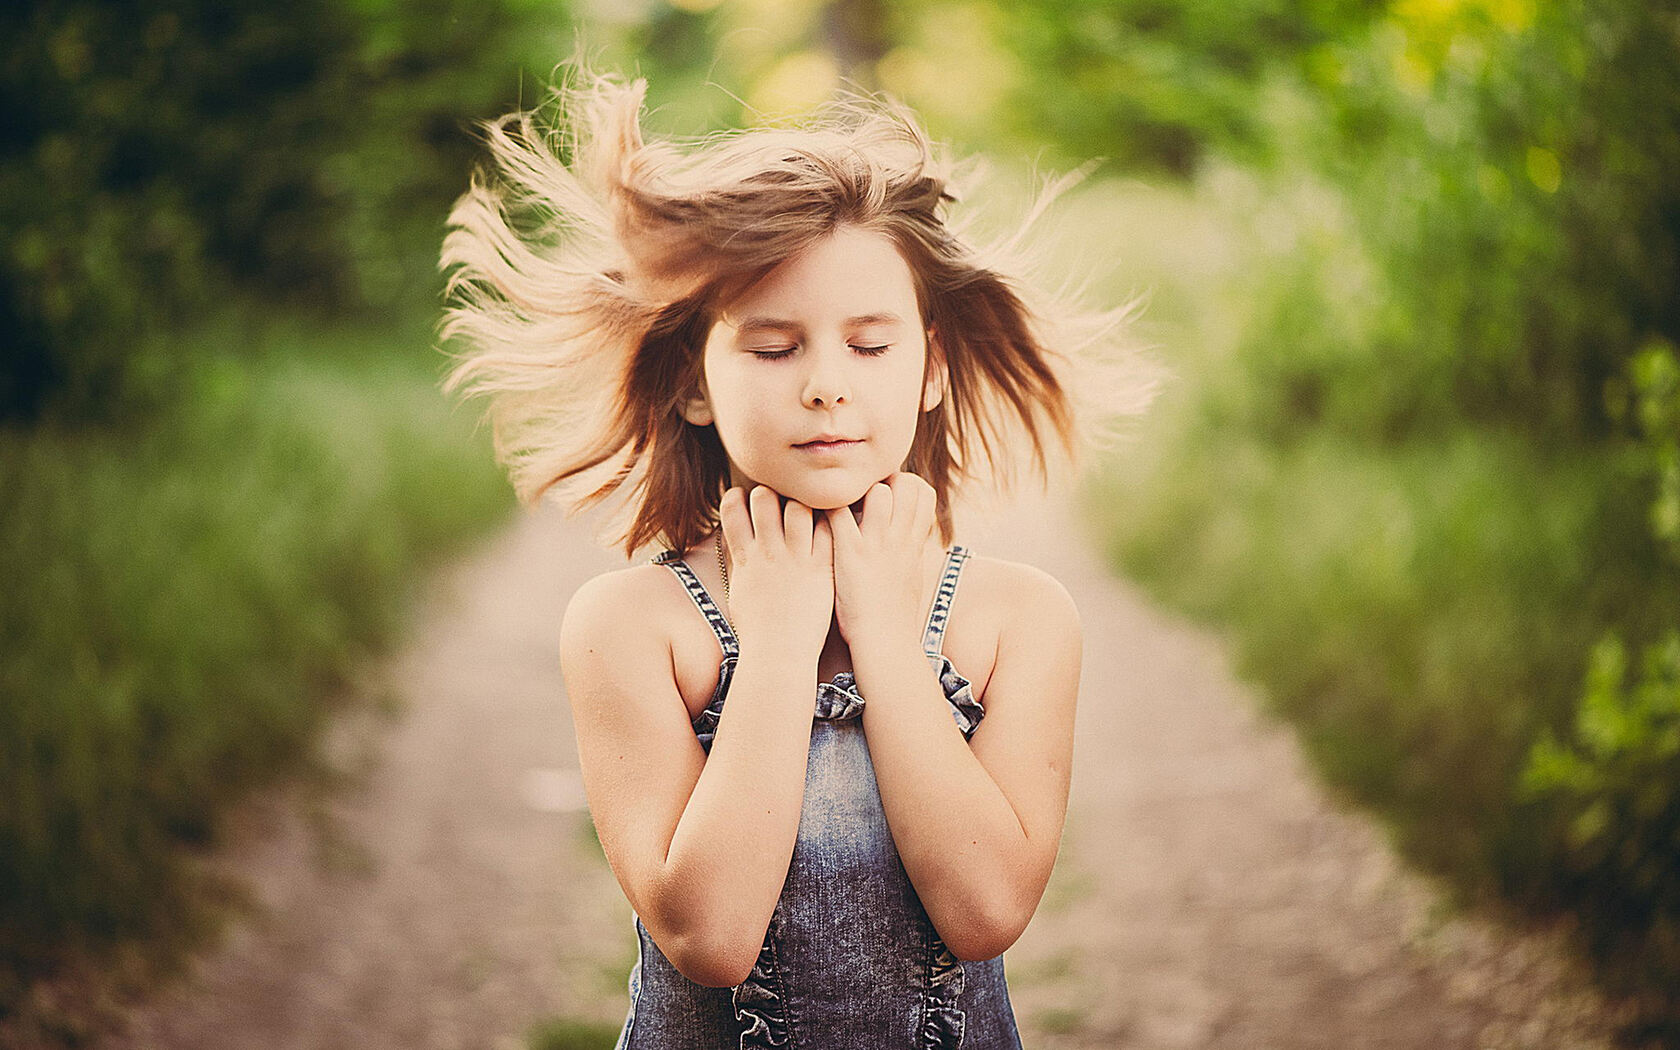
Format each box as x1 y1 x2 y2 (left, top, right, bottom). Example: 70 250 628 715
440 70 1151 1049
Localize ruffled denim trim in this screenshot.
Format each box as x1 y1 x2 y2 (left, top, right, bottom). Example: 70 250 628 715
921 935 967 1048
691 655 736 751
929 653 986 740
815 672 866 721
732 927 790 1049
693 653 985 748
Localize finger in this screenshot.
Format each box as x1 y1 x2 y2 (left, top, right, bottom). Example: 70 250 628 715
886 471 923 530
749 485 782 544
812 513 835 563
905 474 937 540
826 504 861 547
783 498 813 552
859 481 893 532
718 486 752 552
912 480 937 542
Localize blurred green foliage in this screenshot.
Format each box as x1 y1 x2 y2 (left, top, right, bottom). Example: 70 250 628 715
1 0 551 1014
1524 632 1680 995
1522 340 1680 1008
1069 0 1680 1034
0 321 508 1013
1262 0 1678 443
986 0 1385 173
0 0 577 424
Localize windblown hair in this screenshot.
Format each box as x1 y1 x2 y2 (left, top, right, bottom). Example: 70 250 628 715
440 71 1155 556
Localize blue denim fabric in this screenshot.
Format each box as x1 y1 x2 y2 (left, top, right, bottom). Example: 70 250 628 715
616 545 1023 1049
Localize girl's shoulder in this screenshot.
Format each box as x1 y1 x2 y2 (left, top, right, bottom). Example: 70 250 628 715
953 550 1079 633
560 559 693 658
938 550 1080 715
560 557 732 719
941 550 1080 695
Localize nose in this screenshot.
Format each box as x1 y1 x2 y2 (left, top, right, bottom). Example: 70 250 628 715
801 344 850 408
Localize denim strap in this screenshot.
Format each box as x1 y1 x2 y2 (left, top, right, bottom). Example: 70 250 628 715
657 546 968 661
921 545 971 658
651 551 739 659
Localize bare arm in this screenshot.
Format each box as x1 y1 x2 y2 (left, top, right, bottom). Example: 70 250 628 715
829 474 1079 960
852 566 1079 960
560 487 833 987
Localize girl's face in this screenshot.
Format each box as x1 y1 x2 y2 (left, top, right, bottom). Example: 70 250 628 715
684 225 944 510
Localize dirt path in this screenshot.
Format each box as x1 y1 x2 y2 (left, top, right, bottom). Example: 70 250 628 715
101 491 1622 1050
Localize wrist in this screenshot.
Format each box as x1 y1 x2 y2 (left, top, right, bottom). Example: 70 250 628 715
734 630 823 673
731 646 820 707
847 632 933 691
841 611 926 657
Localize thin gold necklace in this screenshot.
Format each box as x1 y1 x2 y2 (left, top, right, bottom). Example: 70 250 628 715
715 531 729 602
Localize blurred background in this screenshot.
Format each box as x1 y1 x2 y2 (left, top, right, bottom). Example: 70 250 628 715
3 0 1678 1045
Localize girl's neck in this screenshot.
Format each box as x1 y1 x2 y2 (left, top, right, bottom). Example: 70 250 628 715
816 617 850 682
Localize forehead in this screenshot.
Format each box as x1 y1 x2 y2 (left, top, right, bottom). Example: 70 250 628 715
718 226 919 324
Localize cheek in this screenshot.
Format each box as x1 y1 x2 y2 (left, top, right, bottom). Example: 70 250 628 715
881 365 929 436
699 360 753 429
705 373 782 461
708 405 757 455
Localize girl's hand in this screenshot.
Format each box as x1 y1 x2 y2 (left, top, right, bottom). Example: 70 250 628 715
719 484 834 660
826 472 938 658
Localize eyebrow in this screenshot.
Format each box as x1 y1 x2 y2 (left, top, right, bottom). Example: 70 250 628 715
734 312 907 336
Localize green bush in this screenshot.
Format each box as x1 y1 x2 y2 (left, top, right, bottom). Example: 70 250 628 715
988 0 1385 174
0 0 576 425
1264 0 1678 443
1093 419 1653 875
1079 0 1680 1030
0 323 508 1004
1519 340 1680 1023
1525 633 1680 997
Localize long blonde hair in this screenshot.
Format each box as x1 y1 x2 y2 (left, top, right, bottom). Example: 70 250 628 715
440 70 1154 556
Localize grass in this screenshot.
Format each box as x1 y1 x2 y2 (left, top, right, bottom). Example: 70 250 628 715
1073 172 1678 1034
1090 425 1652 890
0 312 510 1013
526 1016 624 1050
1031 1004 1090 1037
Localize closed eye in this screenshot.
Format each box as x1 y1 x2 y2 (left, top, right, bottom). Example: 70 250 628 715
748 344 890 360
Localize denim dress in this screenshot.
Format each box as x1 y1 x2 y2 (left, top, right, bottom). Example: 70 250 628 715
613 545 1023 1050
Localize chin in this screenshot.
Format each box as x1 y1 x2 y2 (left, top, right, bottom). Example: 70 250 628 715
785 489 866 512
780 476 877 512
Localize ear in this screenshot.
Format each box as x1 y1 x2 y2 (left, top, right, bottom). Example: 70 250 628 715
680 376 715 426
921 327 947 413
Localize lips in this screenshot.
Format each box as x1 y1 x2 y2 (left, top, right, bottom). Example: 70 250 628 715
794 434 862 448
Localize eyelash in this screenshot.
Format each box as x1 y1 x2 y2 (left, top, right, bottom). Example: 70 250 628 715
751 344 890 360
